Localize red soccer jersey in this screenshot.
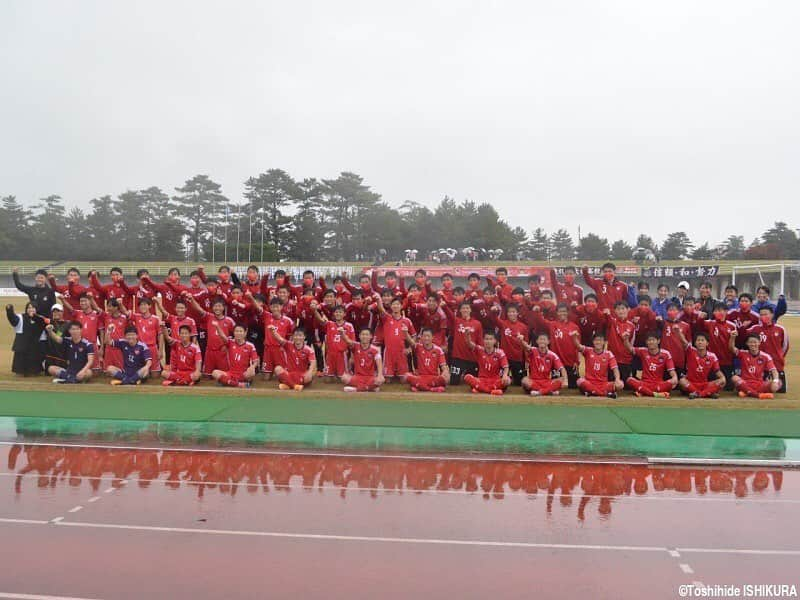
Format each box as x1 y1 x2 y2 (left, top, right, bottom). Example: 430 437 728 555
169 340 202 372
634 348 675 382
582 269 628 312
227 340 259 373
131 313 160 347
352 344 381 376
527 348 563 382
103 313 128 343
49 277 86 311
491 316 529 363
628 306 657 347
746 323 788 371
414 343 447 377
167 315 198 338
727 308 759 345
204 314 235 351
325 320 355 354
684 346 720 384
227 300 253 327
283 343 316 372
571 305 605 347
381 314 415 352
604 314 635 365
582 347 618 383
90 273 132 309
442 304 483 362
735 349 776 383
699 319 736 366
531 311 580 368
409 304 448 347
549 270 584 305
660 320 692 369
344 302 373 333
473 347 509 378
262 313 295 348
69 309 103 344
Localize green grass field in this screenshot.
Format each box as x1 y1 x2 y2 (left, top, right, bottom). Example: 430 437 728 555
1 296 798 410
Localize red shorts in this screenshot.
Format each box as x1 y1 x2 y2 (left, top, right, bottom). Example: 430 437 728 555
203 347 229 375
464 374 506 393
146 343 161 372
104 345 123 370
262 345 285 373
525 378 562 395
166 369 196 385
323 350 347 377
406 374 447 390
683 380 724 397
736 379 772 395
221 371 248 386
348 375 377 391
278 370 310 387
578 378 615 396
383 348 409 377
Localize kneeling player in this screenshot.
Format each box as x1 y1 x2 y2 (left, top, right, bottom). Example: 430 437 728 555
624 331 678 397
105 326 152 385
571 331 624 398
211 323 259 388
45 321 95 384
341 328 385 392
675 330 726 398
463 331 511 395
406 328 449 392
161 324 202 386
729 331 781 399
274 328 317 391
519 332 567 396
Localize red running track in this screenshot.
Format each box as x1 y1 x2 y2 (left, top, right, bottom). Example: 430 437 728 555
0 442 799 599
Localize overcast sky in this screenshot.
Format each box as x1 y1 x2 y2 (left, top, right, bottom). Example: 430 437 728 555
2 1 798 246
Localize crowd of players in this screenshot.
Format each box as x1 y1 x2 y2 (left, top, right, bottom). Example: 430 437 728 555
6 262 790 398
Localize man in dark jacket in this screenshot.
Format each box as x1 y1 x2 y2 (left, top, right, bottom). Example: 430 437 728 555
13 267 57 315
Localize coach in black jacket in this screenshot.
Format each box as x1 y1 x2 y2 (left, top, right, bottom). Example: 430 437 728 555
12 267 57 315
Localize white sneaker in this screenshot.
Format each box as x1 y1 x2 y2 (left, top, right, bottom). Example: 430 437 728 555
529 390 541 396
52 378 66 384
343 386 357 393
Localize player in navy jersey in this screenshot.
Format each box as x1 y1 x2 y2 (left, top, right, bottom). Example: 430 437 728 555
45 321 95 383
105 326 152 385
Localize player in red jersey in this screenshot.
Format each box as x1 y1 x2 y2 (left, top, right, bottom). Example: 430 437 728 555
118 268 157 310
601 301 636 381
571 331 624 398
156 298 198 339
463 331 511 395
371 269 405 298
679 297 703 338
406 294 447 348
238 265 266 296
375 297 416 380
89 268 131 309
224 287 255 328
257 298 295 379
622 331 677 397
697 302 737 389
660 303 692 374
489 303 531 386
185 296 234 376
486 267 514 303
441 301 483 385
549 266 583 305
518 332 567 396
341 328 385 392
344 290 375 333
572 294 604 347
141 268 187 315
118 296 164 373
729 331 781 399
582 263 628 312
273 328 318 391
465 273 484 302
210 323 259 388
311 302 355 380
62 294 105 370
628 296 658 348
675 330 726 398
198 265 235 296
727 293 760 347
161 324 202 386
529 302 580 388
746 305 788 392
100 299 128 370
48 267 86 311
405 328 449 392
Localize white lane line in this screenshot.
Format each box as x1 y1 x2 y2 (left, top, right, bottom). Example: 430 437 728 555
679 547 800 556
679 563 694 574
0 593 102 600
87 497 100 503
67 506 83 513
103 488 116 494
668 549 680 557
49 517 64 524
0 518 49 525
1 473 796 504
